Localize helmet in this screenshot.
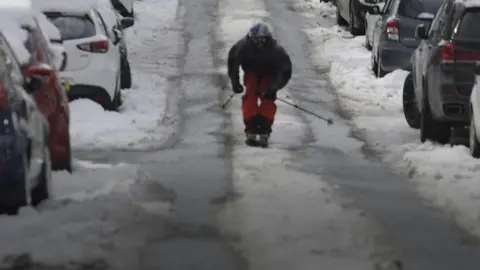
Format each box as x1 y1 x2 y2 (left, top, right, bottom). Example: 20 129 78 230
247 22 272 49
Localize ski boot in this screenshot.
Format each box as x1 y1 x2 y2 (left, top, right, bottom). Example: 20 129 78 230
245 133 257 146
257 134 269 148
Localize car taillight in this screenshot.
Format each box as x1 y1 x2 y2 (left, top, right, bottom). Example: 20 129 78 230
386 19 399 40
441 42 480 61
441 42 454 61
76 40 109 53
0 83 7 109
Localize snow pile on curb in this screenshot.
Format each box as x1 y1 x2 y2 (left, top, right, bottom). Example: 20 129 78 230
301 1 480 237
69 0 181 150
216 0 385 269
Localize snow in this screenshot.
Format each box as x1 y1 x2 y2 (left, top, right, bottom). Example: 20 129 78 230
0 19 31 64
299 1 480 238
217 0 385 269
68 0 180 150
69 73 173 150
32 0 98 14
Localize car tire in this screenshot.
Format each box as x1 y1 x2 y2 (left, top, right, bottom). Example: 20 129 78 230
470 108 480 158
402 73 420 129
420 84 450 144
121 57 132 89
375 50 386 78
348 0 363 36
32 145 51 206
336 4 348 26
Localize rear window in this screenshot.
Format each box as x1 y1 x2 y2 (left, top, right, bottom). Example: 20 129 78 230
46 15 96 41
398 0 442 19
456 10 480 40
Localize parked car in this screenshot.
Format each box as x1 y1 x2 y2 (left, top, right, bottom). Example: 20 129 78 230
365 0 385 50
336 0 380 35
369 0 441 77
0 20 52 213
0 0 72 172
110 0 134 18
36 0 135 110
403 0 480 145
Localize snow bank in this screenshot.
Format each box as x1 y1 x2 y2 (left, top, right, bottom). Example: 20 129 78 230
301 1 480 237
216 0 384 269
69 0 181 150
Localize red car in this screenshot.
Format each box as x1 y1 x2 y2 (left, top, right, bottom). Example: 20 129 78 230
21 18 72 172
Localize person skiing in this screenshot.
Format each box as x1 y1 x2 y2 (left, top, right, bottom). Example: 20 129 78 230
227 22 292 147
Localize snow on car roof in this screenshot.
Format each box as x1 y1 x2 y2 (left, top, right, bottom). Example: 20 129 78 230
0 0 62 41
455 0 480 8
32 0 99 14
0 17 31 65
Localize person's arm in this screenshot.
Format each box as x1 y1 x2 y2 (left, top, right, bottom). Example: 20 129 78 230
269 46 292 91
227 39 244 87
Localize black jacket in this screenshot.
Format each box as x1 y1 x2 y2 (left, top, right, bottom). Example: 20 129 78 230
227 36 292 92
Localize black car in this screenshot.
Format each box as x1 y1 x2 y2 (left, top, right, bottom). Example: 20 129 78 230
402 0 480 143
336 0 381 35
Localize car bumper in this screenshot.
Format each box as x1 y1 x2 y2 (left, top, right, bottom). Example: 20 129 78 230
379 42 415 72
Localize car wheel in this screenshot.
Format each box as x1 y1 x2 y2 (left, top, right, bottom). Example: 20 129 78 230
32 145 52 206
420 84 450 144
348 1 363 36
402 73 420 129
121 57 132 89
336 3 348 26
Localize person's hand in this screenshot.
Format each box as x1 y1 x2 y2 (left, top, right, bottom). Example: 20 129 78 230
233 83 243 94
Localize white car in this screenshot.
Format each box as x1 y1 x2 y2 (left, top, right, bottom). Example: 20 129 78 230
34 0 134 110
364 0 385 51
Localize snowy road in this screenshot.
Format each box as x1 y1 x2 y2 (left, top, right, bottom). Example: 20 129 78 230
3 0 480 269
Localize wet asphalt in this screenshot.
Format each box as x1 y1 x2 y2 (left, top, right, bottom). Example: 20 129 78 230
72 0 480 269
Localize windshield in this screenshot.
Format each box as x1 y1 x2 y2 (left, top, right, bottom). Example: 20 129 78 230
45 15 96 41
398 0 442 18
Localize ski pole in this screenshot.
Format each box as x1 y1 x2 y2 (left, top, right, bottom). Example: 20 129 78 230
221 93 236 109
277 97 334 125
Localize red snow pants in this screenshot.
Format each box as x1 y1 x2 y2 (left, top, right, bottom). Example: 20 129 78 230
242 72 276 134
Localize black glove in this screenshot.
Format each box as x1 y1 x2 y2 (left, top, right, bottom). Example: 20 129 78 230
264 86 277 100
232 83 243 94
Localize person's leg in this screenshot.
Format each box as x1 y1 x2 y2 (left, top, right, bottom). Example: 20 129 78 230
258 75 276 136
242 72 261 137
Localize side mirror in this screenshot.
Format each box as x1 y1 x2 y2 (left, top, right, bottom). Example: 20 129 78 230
112 28 123 45
25 63 55 77
368 5 381 15
120 17 134 29
415 24 427 40
26 77 43 93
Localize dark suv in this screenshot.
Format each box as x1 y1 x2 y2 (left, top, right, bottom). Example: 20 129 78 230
402 0 480 143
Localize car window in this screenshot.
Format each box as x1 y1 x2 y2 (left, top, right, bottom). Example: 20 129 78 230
398 0 443 18
455 9 480 40
46 15 96 40
0 35 23 97
0 37 24 85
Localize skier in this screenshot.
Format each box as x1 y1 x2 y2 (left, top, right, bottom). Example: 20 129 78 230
227 22 292 147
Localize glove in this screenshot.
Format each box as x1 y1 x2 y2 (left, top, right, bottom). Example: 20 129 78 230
232 83 243 94
263 86 277 100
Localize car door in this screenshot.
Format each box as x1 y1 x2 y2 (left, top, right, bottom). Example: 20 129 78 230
414 3 446 94
0 33 44 178
372 0 396 53
417 3 448 109
367 1 386 42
